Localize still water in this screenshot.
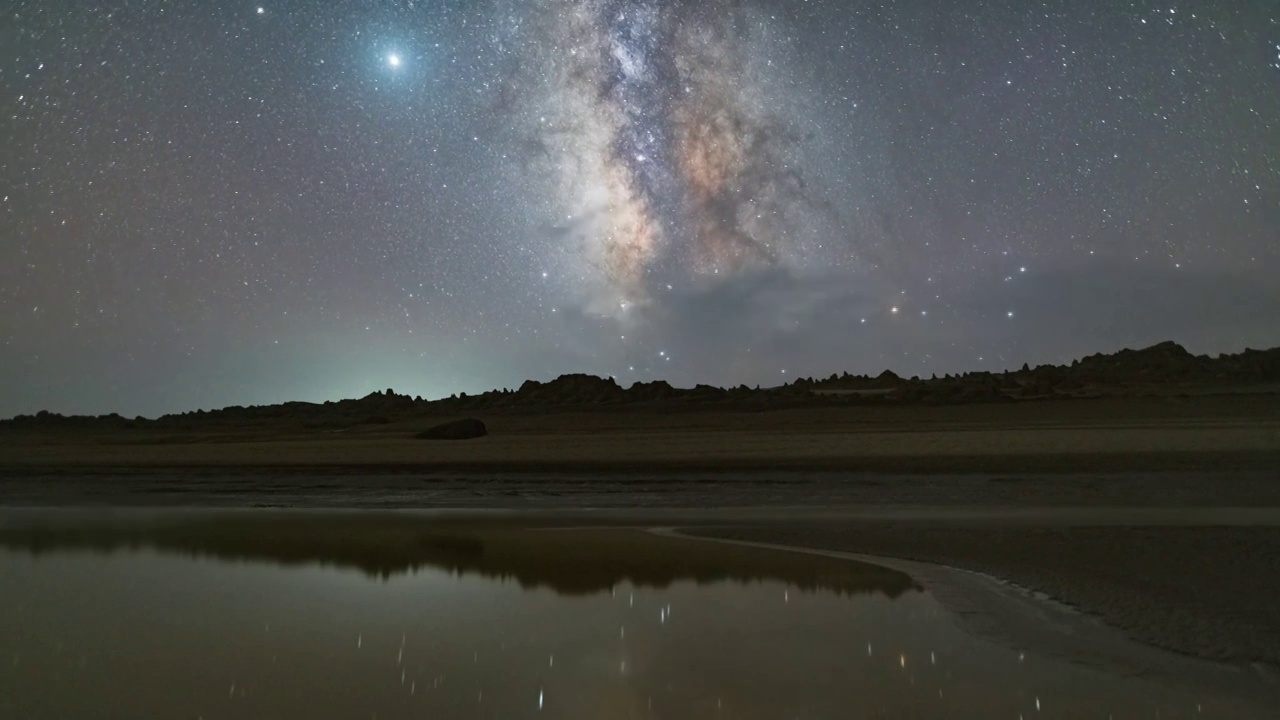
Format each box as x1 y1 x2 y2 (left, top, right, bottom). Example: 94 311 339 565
0 511 1267 719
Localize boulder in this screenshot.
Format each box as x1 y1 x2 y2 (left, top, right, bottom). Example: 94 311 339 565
416 418 487 440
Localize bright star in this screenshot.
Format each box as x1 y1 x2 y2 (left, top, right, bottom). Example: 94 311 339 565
256 6 264 14
387 53 401 68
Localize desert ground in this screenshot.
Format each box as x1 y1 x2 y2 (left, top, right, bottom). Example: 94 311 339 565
4 393 1279 470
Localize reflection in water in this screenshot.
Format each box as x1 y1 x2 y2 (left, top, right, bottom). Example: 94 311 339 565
0 511 1268 719
0 512 916 596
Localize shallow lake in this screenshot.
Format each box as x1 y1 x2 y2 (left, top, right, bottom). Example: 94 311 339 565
0 510 1268 718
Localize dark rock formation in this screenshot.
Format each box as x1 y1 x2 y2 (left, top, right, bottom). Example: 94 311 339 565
4 340 1278 430
415 418 487 440
517 374 624 405
1070 340 1205 384
627 380 677 401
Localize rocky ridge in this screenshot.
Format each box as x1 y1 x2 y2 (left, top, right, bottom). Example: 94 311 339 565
4 341 1278 431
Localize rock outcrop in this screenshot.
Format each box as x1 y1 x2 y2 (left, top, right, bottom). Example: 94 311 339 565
415 418 487 440
4 340 1277 430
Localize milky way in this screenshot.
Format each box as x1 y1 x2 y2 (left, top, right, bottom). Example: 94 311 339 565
512 0 834 316
2 0 1277 415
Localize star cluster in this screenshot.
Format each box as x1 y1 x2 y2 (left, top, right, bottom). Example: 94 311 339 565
2 0 1277 415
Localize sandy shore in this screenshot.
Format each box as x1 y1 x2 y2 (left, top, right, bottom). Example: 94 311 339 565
687 522 1280 669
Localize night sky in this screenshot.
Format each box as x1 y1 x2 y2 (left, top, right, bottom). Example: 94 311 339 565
3 1 1278 417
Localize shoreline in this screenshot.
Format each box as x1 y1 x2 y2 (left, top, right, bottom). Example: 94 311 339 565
682 521 1280 669
3 447 1280 474
4 467 1280 509
659 528 1280 704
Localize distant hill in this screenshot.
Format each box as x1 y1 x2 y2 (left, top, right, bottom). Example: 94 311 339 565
4 341 1278 431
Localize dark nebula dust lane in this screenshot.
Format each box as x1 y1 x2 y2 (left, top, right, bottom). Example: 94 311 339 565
2 0 1277 415
506 0 851 324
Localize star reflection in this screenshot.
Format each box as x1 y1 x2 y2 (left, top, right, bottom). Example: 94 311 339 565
1 526 1254 719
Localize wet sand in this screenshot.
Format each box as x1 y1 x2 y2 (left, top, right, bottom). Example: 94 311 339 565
4 468 1280 510
686 522 1280 669
663 528 1280 706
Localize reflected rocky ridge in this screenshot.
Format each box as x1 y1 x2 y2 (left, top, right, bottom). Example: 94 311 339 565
0 512 919 597
2 511 1270 719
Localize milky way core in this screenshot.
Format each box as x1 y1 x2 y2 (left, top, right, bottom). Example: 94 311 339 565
513 0 835 315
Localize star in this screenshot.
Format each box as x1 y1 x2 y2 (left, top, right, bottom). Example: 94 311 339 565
387 53 401 68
